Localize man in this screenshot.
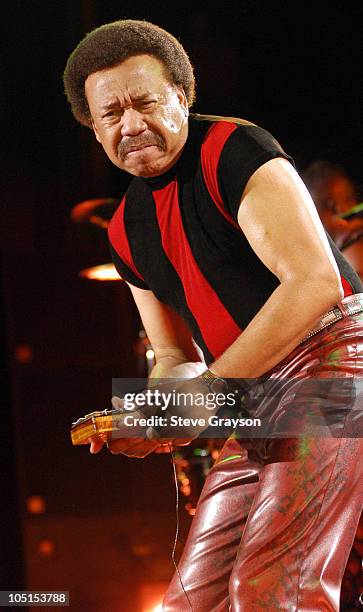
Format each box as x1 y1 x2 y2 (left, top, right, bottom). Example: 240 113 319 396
64 20 363 611
303 160 363 278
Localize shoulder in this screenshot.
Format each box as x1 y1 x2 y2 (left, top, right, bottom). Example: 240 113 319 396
190 113 256 128
189 114 288 167
191 115 293 222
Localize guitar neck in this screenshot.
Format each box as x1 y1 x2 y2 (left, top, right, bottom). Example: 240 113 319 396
70 409 125 445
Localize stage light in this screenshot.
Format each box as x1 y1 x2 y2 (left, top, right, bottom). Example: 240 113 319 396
181 485 191 496
79 263 120 281
38 539 55 557
15 344 34 364
142 602 163 612
140 582 167 612
27 495 46 514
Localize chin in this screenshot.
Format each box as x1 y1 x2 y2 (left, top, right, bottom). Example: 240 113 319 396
124 167 156 178
125 160 171 178
119 147 177 178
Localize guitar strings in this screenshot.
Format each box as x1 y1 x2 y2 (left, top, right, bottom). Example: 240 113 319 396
168 443 194 612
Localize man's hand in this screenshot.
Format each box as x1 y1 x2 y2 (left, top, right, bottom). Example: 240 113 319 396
89 436 163 458
148 360 206 382
88 372 233 456
143 374 232 440
88 394 167 457
88 394 192 457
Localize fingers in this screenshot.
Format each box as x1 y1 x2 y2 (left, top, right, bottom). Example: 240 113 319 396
89 436 158 458
172 438 193 446
106 438 138 454
89 438 105 454
111 395 124 409
107 438 160 458
88 434 190 457
123 440 160 458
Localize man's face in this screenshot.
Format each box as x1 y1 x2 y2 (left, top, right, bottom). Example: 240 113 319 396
85 55 189 177
314 175 361 242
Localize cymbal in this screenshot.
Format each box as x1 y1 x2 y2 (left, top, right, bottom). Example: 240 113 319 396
71 197 120 229
79 263 122 281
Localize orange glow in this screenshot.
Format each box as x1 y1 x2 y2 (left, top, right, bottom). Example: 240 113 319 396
132 544 151 557
154 445 171 454
143 604 163 612
27 495 46 514
181 478 190 486
38 539 55 556
140 582 168 612
188 508 196 516
15 344 34 364
181 485 191 496
79 263 121 281
212 449 220 459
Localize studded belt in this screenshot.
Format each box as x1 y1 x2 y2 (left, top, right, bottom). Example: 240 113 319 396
302 292 363 343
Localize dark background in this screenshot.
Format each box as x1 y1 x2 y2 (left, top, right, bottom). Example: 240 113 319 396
1 1 362 609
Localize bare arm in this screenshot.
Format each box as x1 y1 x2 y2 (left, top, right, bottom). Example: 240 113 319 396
90 289 201 455
130 158 343 381
95 157 345 454
210 157 343 379
127 285 204 378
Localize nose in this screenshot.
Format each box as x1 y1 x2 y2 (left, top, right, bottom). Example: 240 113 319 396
121 108 148 137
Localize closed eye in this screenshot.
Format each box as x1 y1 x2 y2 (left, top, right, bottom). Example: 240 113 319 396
102 109 122 119
137 100 157 111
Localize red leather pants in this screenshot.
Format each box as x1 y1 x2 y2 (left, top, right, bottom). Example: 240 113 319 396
163 308 363 611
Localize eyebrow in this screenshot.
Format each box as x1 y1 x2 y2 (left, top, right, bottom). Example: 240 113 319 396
101 94 155 111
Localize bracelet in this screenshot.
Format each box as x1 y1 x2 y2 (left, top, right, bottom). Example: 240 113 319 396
200 368 229 394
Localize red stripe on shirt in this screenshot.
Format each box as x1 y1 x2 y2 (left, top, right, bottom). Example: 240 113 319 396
201 121 240 228
341 275 353 297
153 181 242 358
108 197 145 282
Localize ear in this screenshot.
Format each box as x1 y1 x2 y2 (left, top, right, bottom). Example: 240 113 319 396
176 87 189 116
90 118 102 143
